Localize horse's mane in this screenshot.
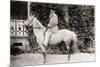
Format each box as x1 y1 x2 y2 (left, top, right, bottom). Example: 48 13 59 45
33 17 46 30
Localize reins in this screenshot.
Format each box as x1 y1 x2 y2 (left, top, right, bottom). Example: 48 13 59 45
33 27 43 29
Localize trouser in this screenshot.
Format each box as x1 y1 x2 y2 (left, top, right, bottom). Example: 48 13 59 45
43 25 58 47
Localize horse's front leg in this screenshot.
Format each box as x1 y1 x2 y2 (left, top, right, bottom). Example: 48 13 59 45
37 38 47 63
43 51 47 63
39 45 47 64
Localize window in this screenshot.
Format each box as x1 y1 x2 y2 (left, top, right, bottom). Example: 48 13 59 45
11 1 28 20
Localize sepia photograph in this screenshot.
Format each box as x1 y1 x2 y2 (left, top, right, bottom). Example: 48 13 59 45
10 0 95 66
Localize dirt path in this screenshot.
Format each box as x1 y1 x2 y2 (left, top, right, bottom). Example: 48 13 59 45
10 53 95 66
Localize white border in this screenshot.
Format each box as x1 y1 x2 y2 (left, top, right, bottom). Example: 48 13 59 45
15 0 95 5
0 0 98 67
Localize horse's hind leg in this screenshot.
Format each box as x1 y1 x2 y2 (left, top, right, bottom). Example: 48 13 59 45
67 46 71 61
65 41 72 61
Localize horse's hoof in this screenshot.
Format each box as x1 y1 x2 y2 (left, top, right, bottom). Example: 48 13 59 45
43 60 46 64
67 58 70 61
67 57 70 61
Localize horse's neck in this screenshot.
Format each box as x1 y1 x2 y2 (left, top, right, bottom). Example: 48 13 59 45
33 29 41 36
33 18 46 39
33 28 45 42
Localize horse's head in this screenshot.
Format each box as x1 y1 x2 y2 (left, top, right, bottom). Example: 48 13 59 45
24 15 34 26
24 15 46 37
24 15 35 35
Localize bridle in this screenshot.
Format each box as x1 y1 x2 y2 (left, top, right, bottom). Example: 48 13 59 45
26 16 35 26
25 16 43 29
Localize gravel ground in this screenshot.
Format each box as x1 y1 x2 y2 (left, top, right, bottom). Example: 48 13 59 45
10 53 95 66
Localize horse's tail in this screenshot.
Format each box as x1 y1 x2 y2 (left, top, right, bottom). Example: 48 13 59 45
72 32 79 53
67 32 78 61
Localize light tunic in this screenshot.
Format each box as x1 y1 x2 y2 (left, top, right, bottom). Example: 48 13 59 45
43 12 58 47
48 13 58 27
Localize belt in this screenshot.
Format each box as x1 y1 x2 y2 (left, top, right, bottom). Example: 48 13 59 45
47 24 57 28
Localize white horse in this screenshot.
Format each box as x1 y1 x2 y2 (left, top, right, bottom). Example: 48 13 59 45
25 16 79 63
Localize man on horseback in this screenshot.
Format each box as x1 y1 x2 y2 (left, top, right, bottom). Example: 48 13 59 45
43 9 59 47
